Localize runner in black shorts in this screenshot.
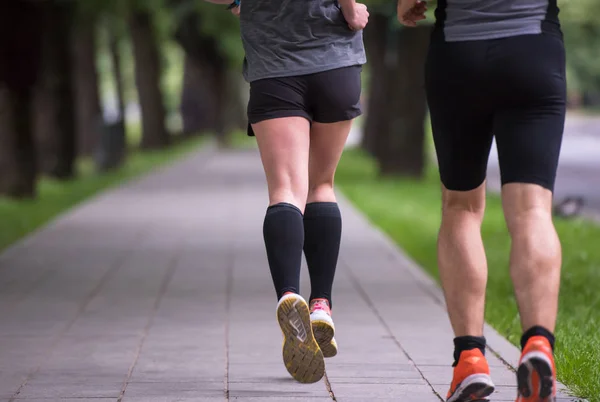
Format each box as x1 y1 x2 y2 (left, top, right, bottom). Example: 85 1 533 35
205 0 369 384
398 1 565 401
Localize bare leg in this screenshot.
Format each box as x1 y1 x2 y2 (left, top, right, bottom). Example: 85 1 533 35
438 182 488 337
253 116 310 297
307 120 353 203
502 183 561 332
305 120 353 305
253 117 327 384
303 119 353 358
254 117 310 210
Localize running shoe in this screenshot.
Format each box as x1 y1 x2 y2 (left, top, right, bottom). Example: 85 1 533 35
310 298 338 358
446 349 495 402
516 336 556 402
276 292 325 383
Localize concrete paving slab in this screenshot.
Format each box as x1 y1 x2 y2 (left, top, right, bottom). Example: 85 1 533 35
0 149 586 401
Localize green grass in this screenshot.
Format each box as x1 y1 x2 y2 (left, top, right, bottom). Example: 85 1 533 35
336 148 600 401
228 129 258 149
0 136 205 253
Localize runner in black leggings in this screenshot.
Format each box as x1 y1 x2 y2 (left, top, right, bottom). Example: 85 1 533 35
205 0 369 384
398 1 565 401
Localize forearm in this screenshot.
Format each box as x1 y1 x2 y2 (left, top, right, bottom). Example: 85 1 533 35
338 0 357 11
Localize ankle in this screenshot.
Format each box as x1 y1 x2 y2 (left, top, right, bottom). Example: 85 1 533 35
310 298 331 313
521 325 555 351
453 336 486 366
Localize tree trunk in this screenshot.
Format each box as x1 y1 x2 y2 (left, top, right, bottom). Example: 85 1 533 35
93 25 126 172
128 10 169 149
0 0 44 198
362 14 391 156
180 54 214 135
34 0 77 179
72 14 102 156
377 25 431 177
173 10 245 141
364 20 431 178
109 31 126 123
224 70 249 135
0 86 37 198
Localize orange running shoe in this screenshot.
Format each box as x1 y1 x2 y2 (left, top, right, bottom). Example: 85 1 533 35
446 349 495 402
516 336 556 402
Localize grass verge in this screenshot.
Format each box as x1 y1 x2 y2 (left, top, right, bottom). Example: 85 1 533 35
336 148 600 401
0 136 206 253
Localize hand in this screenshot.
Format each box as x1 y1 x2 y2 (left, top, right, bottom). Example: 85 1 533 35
342 2 369 31
231 5 240 17
397 0 427 27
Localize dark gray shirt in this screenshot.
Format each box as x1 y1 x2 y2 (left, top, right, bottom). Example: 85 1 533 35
239 0 366 83
440 0 559 42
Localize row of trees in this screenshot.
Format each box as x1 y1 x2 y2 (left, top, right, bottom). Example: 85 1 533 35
1 0 598 199
0 0 245 199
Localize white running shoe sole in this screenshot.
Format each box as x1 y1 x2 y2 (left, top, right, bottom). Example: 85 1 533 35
276 294 325 384
310 310 338 358
446 373 495 402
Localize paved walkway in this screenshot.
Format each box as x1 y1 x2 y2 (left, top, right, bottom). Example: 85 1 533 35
0 148 582 401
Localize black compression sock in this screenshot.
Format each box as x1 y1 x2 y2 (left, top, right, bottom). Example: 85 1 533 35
453 336 486 367
304 202 342 308
263 203 304 300
521 326 555 351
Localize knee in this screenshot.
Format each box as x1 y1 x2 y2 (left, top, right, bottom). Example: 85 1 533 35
441 186 486 222
268 176 308 212
501 183 554 236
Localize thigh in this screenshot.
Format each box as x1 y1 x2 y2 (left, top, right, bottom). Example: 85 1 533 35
253 117 311 209
425 40 494 192
494 106 565 192
247 75 311 136
307 120 353 202
308 65 363 124
493 34 567 192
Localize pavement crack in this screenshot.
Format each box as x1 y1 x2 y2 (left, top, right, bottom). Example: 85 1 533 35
324 371 337 401
116 241 181 402
224 252 234 401
342 257 445 401
8 232 143 402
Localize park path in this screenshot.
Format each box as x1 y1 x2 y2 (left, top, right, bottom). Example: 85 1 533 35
0 147 582 401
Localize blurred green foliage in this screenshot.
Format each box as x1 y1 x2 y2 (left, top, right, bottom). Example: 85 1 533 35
80 0 600 103
561 0 600 92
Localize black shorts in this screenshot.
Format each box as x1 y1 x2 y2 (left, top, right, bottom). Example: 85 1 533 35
425 30 567 192
246 65 363 136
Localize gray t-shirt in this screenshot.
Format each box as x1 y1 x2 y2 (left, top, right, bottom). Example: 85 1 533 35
438 0 560 42
239 0 366 83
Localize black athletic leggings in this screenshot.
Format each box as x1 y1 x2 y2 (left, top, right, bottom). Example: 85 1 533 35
425 30 567 192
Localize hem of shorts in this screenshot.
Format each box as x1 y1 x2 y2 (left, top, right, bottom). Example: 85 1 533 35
245 59 366 83
440 176 487 192
248 111 312 126
313 109 363 124
441 176 554 193
247 111 312 137
500 177 554 192
443 27 543 42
